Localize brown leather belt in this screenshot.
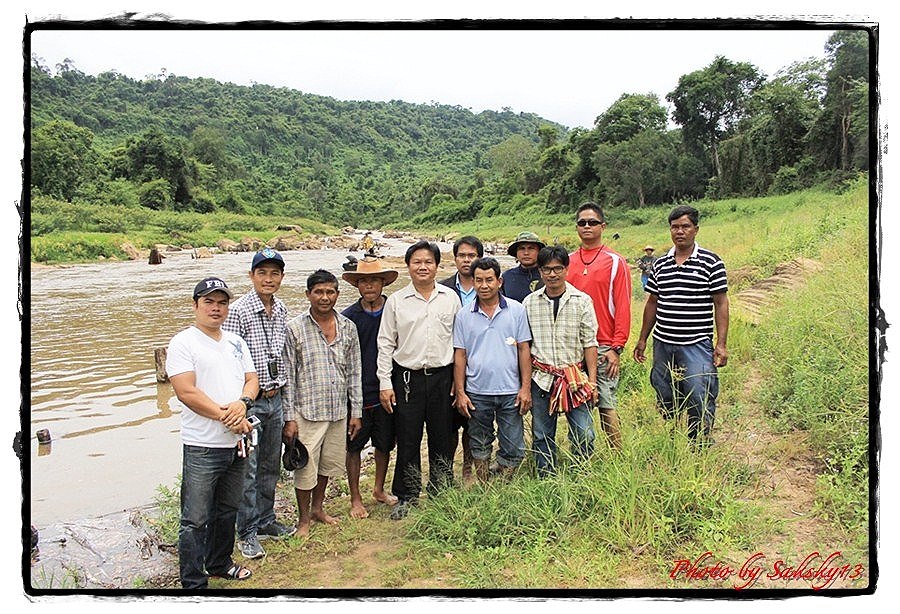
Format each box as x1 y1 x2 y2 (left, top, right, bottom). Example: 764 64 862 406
258 387 282 400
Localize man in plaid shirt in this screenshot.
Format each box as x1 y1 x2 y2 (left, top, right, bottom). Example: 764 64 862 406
282 269 363 537
523 245 599 477
222 248 295 560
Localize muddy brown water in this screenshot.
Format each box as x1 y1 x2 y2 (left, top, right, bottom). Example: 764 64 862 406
28 235 516 530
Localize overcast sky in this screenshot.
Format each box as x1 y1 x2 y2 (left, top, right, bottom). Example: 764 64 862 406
28 26 839 130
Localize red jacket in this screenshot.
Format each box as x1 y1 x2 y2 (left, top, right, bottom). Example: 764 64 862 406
567 246 632 347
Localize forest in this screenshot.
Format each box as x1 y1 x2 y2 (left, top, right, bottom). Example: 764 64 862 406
29 29 870 230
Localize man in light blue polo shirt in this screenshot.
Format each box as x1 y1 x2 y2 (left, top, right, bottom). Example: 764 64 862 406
452 257 533 482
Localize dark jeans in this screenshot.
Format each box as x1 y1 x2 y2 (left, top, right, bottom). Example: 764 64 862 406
530 381 595 478
650 337 719 441
391 363 454 501
466 392 525 467
180 444 245 589
236 391 283 539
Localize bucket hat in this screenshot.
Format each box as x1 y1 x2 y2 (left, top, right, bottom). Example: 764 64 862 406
507 231 546 257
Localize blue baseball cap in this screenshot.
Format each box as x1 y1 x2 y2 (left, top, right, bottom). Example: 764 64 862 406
251 247 285 271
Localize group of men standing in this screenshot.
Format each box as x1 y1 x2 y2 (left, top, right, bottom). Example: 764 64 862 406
165 202 729 588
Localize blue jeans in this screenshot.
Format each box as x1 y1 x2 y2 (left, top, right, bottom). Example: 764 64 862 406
650 337 719 441
180 444 245 589
530 381 595 478
466 392 525 468
236 391 284 539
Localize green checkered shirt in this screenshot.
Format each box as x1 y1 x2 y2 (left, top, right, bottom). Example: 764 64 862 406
522 283 599 392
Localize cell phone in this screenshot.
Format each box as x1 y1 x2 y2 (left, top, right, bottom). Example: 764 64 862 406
247 415 262 428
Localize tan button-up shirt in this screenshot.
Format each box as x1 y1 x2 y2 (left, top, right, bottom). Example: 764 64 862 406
377 282 461 389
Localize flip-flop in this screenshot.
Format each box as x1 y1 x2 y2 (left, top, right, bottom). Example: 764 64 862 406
211 564 253 580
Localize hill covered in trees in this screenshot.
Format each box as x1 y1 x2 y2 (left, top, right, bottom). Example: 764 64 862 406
29 29 870 229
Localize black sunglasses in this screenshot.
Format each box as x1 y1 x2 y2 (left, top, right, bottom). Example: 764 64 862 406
576 219 603 227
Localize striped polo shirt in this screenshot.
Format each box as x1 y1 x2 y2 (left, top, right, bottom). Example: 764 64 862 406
646 243 727 345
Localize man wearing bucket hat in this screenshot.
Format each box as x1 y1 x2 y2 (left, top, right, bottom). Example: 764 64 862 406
166 277 259 587
637 245 658 292
222 248 295 561
341 258 401 518
502 231 546 303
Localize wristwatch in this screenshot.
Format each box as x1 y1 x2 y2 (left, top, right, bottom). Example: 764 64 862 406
239 396 253 410
611 346 624 355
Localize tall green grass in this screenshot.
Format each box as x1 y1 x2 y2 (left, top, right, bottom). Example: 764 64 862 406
753 185 869 545
406 425 767 588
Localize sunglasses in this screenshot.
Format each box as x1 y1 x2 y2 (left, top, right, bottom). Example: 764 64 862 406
576 219 603 227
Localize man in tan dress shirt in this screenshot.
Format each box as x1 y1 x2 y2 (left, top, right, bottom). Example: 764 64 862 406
378 240 462 519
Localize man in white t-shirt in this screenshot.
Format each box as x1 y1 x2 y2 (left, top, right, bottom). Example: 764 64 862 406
166 277 260 589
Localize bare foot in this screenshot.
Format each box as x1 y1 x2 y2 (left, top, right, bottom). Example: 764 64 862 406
311 510 340 525
373 490 399 506
296 520 311 538
350 500 369 519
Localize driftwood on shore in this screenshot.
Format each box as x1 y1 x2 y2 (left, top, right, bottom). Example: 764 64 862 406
154 347 168 383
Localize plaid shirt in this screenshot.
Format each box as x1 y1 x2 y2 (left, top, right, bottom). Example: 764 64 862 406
222 291 288 391
522 282 599 392
282 310 362 422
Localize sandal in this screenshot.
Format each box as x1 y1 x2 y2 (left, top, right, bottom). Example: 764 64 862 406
211 564 253 580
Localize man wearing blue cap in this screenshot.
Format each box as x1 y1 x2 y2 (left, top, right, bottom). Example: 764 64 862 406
167 277 259 587
222 248 295 560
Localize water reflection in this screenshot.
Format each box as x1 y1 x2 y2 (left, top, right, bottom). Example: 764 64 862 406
29 238 515 526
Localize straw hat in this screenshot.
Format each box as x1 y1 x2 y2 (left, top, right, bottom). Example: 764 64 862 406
644 245 655 251
341 257 399 287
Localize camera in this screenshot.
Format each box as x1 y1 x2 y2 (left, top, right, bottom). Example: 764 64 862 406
247 415 261 447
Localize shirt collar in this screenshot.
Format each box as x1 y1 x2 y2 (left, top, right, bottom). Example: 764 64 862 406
666 243 700 259
401 282 449 299
248 291 284 316
535 282 571 301
470 294 507 313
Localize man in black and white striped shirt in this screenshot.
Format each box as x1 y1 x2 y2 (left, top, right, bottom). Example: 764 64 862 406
633 205 729 444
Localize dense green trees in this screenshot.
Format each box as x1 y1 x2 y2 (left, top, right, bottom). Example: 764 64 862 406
667 56 765 179
29 29 871 228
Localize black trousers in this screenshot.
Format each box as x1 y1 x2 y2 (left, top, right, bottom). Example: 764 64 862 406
390 362 455 501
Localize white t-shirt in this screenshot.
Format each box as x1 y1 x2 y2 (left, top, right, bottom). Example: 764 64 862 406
166 326 256 448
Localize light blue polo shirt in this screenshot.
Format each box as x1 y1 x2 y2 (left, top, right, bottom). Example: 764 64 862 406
452 296 532 395
456 275 477 306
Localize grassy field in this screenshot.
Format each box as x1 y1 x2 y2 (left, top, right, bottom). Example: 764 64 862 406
132 178 872 590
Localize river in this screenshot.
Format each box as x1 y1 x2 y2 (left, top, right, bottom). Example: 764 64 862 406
28 234 515 528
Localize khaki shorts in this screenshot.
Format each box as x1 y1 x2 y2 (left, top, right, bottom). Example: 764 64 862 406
596 345 620 410
292 416 347 491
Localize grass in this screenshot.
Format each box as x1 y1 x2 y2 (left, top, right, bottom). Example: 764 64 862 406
29 194 339 263
141 179 871 589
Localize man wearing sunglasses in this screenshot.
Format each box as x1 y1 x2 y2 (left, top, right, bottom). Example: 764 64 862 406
566 202 631 450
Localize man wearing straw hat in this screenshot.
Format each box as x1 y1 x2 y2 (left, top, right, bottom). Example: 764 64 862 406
637 245 658 292
341 257 401 518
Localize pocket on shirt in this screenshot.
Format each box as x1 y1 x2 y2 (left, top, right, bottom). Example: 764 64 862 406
438 311 455 335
